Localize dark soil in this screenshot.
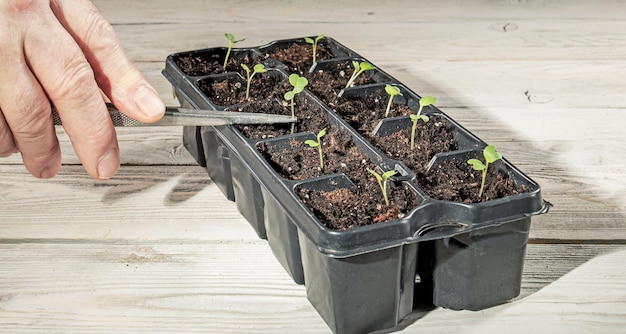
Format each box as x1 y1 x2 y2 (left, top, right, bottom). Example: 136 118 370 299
305 60 378 105
197 71 291 106
418 157 528 203
333 91 414 133
174 50 261 77
258 127 418 230
233 96 330 140
330 90 526 203
262 42 334 75
333 91 458 174
299 181 418 230
371 118 458 174
258 127 369 180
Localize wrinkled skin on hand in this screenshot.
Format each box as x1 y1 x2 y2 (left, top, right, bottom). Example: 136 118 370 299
0 0 165 179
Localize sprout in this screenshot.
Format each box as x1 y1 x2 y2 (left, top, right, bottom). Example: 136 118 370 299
304 128 327 171
241 63 267 99
367 168 398 206
410 96 436 150
345 61 376 88
304 34 325 64
223 33 245 70
467 145 503 198
384 84 403 117
284 73 309 134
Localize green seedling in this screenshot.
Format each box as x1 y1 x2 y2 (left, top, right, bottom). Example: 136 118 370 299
304 128 327 171
384 84 403 117
304 34 324 64
241 63 267 99
467 144 503 198
410 96 436 150
284 73 309 134
367 168 398 206
223 33 245 69
345 61 376 88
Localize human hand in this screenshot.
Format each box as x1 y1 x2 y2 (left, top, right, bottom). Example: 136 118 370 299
0 0 165 179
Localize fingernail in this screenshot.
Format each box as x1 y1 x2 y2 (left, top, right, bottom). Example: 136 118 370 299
135 85 165 118
97 147 119 180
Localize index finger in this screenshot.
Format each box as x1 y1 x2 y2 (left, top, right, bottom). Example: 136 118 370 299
51 0 165 123
23 5 119 180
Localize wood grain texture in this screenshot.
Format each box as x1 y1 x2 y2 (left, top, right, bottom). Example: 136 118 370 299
1 0 625 333
0 243 623 334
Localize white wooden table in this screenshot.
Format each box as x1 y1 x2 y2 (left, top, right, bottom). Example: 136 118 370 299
1 1 624 333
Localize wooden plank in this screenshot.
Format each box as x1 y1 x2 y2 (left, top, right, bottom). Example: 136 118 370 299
0 165 259 241
0 242 622 333
90 0 626 66
105 20 626 64
0 125 196 166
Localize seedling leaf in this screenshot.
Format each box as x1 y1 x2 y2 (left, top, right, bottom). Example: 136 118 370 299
289 73 300 86
419 96 437 108
484 144 502 164
368 169 381 181
352 60 360 71
360 62 376 71
253 63 267 73
385 84 401 96
382 170 398 179
467 158 486 171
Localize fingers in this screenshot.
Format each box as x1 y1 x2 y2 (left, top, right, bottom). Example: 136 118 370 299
19 1 119 180
0 0 163 180
0 4 62 178
51 0 165 123
0 83 63 178
0 109 18 158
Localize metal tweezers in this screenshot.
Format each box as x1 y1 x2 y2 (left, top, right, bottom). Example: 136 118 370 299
52 102 296 127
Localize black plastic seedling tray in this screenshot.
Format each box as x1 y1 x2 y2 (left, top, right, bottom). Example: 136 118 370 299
162 36 550 334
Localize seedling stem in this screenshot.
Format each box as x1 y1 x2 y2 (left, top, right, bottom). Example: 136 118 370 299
304 34 324 64
384 84 403 117
241 63 267 99
410 96 436 150
467 145 503 198
223 33 245 69
284 74 308 134
304 128 327 171
345 61 376 88
367 168 397 206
